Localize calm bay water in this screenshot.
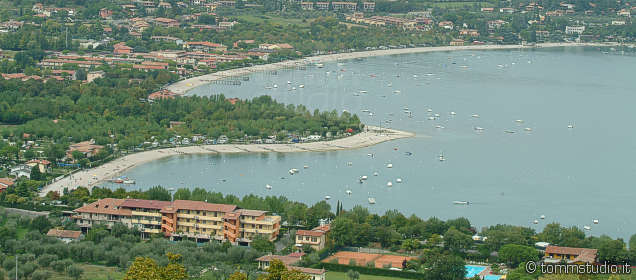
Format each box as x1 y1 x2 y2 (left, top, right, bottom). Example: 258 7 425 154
103 47 636 239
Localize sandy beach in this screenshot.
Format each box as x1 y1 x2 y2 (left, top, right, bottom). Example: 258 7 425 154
166 42 619 95
39 126 415 196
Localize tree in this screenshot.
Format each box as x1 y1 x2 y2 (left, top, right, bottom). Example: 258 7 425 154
346 269 360 280
258 260 310 280
30 165 43 181
66 265 83 280
124 253 187 280
498 244 539 268
330 217 354 247
252 236 275 253
444 227 472 253
229 271 247 280
30 216 52 234
422 253 465 280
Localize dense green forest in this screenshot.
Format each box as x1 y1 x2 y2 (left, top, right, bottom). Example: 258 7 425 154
0 69 362 153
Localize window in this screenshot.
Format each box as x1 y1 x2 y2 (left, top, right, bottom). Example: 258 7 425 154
311 237 317 242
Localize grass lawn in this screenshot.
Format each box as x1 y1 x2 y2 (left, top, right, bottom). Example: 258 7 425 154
48 264 124 280
326 271 409 280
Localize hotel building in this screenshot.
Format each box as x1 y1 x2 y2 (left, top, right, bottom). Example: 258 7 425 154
73 198 281 245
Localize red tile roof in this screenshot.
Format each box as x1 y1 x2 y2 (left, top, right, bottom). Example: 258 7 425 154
47 229 82 239
296 229 325 237
545 246 597 263
121 199 172 210
74 198 131 215
0 177 15 188
168 200 237 213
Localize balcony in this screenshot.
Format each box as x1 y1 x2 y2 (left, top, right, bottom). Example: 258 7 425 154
162 224 174 232
131 211 162 217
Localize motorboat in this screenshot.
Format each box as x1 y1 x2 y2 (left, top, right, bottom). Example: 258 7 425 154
368 197 376 204
533 220 539 224
540 215 545 219
453 201 469 205
299 85 305 88
472 114 480 118
396 178 402 183
266 184 272 190
123 179 135 184
325 196 331 200
583 225 591 230
593 219 599 224
450 111 456 115
524 128 532 131
386 163 393 168
387 181 393 187
346 190 352 195
360 175 368 180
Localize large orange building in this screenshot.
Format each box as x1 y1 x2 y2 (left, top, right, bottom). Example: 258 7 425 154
73 198 280 245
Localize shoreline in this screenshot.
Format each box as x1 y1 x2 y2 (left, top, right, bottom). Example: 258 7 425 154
166 42 620 95
39 126 415 196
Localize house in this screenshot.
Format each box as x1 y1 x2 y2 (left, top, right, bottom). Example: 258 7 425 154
481 7 494 12
617 9 630 17
258 43 294 50
256 254 326 280
611 20 626 25
148 89 177 101
362 2 375 12
0 178 14 192
99 8 113 19
300 2 314 10
459 29 480 37
87 70 105 82
184 41 227 52
331 2 357 12
450 39 465 46
113 42 133 55
315 2 329 10
66 141 104 159
10 164 31 179
218 21 238 29
438 21 454 29
158 1 172 9
154 17 180 27
565 26 585 35
47 229 82 243
544 246 597 264
296 224 330 251
488 20 507 30
499 7 515 13
26 159 51 173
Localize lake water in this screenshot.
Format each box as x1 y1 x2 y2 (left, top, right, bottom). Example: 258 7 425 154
103 47 636 239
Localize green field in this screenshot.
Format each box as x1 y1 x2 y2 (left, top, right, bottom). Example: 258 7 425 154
326 271 409 280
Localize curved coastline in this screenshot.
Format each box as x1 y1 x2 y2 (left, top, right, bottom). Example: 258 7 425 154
166 42 619 95
39 126 415 196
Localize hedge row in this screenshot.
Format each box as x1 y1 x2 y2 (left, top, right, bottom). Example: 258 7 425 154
319 262 426 279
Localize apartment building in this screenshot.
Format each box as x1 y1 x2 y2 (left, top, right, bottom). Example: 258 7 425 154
296 224 330 250
73 198 281 244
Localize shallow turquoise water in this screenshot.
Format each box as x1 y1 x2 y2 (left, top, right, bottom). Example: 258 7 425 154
103 47 636 239
465 265 487 278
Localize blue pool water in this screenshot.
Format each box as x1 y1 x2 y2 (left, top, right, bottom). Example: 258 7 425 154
465 265 487 278
484 275 503 280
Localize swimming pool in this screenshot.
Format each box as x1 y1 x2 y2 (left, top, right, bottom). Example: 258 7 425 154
484 275 502 280
465 265 487 278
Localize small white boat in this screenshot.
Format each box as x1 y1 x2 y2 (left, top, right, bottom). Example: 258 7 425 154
524 128 532 131
427 109 433 112
474 127 485 131
368 113 373 116
504 130 515 134
568 124 574 129
533 220 539 224
387 181 393 187
435 125 443 129
289 168 299 175
325 196 331 200
472 114 480 118
393 90 401 94
299 85 304 88
123 179 135 184
386 163 393 168
360 175 368 180
304 165 309 169
439 155 445 161
265 184 272 190
434 113 440 117
273 84 278 88
428 116 435 120
316 63 324 68
453 201 469 205
368 197 376 204
347 162 353 166
583 225 591 230
593 219 599 224
373 172 379 176
540 215 545 219
292 87 296 90
346 190 352 195
450 111 456 115
287 81 292 84
515 119 524 123
396 178 402 183
360 90 368 94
